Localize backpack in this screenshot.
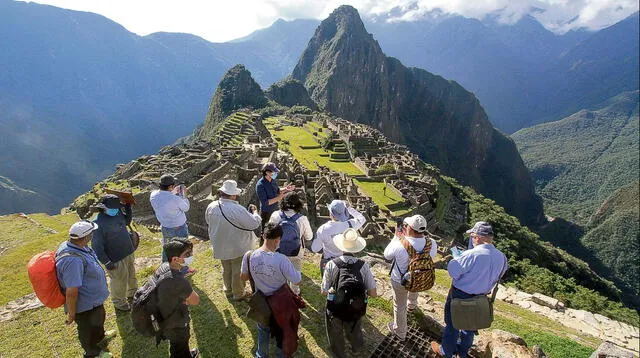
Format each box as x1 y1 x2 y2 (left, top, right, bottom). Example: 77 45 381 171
326 258 368 322
131 265 175 339
27 249 87 309
398 237 435 292
277 212 302 256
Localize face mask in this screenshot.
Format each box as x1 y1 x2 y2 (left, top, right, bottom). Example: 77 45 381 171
271 172 278 180
181 256 194 267
105 208 120 217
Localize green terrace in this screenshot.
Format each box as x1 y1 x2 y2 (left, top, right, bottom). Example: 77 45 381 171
212 112 256 147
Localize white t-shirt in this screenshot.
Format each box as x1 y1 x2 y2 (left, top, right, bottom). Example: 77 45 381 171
241 248 301 296
150 190 190 228
311 207 366 259
384 235 438 283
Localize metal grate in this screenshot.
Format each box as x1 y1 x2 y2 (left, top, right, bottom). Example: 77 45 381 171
370 325 437 358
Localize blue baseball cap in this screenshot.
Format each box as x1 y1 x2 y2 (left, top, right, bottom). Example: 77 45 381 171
328 200 349 222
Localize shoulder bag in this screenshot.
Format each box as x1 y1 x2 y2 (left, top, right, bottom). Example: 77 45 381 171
245 250 272 326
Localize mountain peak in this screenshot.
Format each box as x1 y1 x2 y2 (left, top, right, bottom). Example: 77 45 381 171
321 5 368 38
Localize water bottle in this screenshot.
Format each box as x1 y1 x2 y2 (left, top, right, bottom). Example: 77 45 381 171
151 314 160 332
327 287 336 302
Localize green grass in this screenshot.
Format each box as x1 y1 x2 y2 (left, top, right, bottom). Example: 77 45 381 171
265 117 363 175
352 179 411 215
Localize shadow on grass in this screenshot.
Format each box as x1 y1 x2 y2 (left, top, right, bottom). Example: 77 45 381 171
115 309 169 357
190 285 245 357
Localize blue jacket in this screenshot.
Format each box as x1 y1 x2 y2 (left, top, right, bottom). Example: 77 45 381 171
256 176 280 213
92 204 134 266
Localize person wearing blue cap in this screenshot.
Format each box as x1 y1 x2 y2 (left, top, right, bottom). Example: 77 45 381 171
255 162 295 242
311 200 366 275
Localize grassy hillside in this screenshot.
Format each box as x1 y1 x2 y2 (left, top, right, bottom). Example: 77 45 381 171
0 212 600 357
513 91 639 225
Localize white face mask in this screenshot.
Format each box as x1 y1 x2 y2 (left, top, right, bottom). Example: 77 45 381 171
181 256 194 267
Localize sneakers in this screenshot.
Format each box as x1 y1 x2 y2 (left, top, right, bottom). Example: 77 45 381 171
98 351 113 358
190 348 200 357
232 292 251 302
430 341 443 356
97 329 117 348
387 322 405 341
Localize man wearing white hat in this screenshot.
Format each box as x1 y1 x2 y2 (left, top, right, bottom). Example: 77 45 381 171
311 200 366 275
322 228 377 358
205 180 261 301
384 215 438 340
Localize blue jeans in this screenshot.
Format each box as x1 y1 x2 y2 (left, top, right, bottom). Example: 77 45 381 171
256 323 284 358
442 287 476 358
161 224 189 262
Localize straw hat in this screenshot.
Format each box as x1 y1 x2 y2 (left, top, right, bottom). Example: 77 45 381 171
333 228 367 253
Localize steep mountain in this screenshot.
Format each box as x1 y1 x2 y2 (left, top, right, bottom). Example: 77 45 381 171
292 5 544 227
583 181 639 300
513 91 639 225
265 78 317 109
196 65 268 139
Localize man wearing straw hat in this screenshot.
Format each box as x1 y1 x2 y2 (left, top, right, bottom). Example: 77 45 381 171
322 228 377 358
206 180 261 301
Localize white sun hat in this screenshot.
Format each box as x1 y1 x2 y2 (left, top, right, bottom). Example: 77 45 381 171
218 180 243 196
333 228 367 253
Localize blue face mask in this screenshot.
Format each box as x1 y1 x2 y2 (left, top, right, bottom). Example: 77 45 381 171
271 172 278 180
105 208 120 217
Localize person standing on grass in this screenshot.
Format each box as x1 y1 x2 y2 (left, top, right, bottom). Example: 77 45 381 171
431 222 507 358
56 220 115 358
150 174 195 273
156 238 200 358
322 228 377 358
256 163 295 241
311 200 366 275
268 192 313 295
206 180 261 301
241 223 303 358
384 215 437 340
92 194 138 312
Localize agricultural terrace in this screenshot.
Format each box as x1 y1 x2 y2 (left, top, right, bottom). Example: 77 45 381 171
353 179 412 216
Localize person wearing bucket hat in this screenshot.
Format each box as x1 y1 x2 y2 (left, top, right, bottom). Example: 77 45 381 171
206 180 262 301
150 174 191 262
267 192 313 295
311 200 366 275
321 228 377 358
384 215 438 340
431 222 507 358
91 195 138 312
56 221 115 358
255 162 296 239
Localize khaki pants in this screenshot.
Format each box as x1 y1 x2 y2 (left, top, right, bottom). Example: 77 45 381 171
287 252 302 295
108 253 138 309
221 256 246 299
391 280 418 339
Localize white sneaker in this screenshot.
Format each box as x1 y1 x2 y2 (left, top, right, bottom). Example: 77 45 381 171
98 351 113 358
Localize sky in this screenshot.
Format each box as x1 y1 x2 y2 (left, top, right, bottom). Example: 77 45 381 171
21 0 639 42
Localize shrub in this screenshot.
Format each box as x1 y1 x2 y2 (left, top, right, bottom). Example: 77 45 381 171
375 163 395 175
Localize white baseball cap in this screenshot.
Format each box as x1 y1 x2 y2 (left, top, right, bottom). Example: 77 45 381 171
403 215 427 233
69 220 99 239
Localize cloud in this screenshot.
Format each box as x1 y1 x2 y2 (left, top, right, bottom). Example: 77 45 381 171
263 0 639 33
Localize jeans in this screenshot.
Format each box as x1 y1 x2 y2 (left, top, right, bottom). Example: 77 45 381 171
441 287 476 358
164 326 191 358
75 305 106 358
256 323 284 358
161 224 189 262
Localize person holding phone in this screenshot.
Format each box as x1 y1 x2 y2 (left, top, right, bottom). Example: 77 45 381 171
255 163 295 242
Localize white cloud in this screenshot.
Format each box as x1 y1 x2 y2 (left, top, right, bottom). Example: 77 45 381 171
21 0 639 41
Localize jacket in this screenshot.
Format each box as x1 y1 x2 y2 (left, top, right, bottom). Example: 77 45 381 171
267 284 305 357
92 204 135 266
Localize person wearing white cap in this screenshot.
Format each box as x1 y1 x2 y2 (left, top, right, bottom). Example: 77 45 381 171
383 215 438 340
56 221 115 358
322 228 377 358
205 180 261 301
311 200 366 275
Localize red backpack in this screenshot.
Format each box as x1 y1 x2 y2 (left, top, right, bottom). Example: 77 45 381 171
27 250 87 308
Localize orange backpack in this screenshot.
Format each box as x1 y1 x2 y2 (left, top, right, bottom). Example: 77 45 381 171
27 250 86 308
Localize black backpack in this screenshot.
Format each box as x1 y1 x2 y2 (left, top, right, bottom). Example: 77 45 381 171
131 264 175 340
326 258 367 322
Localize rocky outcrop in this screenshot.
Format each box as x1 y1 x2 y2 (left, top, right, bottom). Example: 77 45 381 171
589 341 636 358
292 5 544 227
265 77 317 109
197 64 268 140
